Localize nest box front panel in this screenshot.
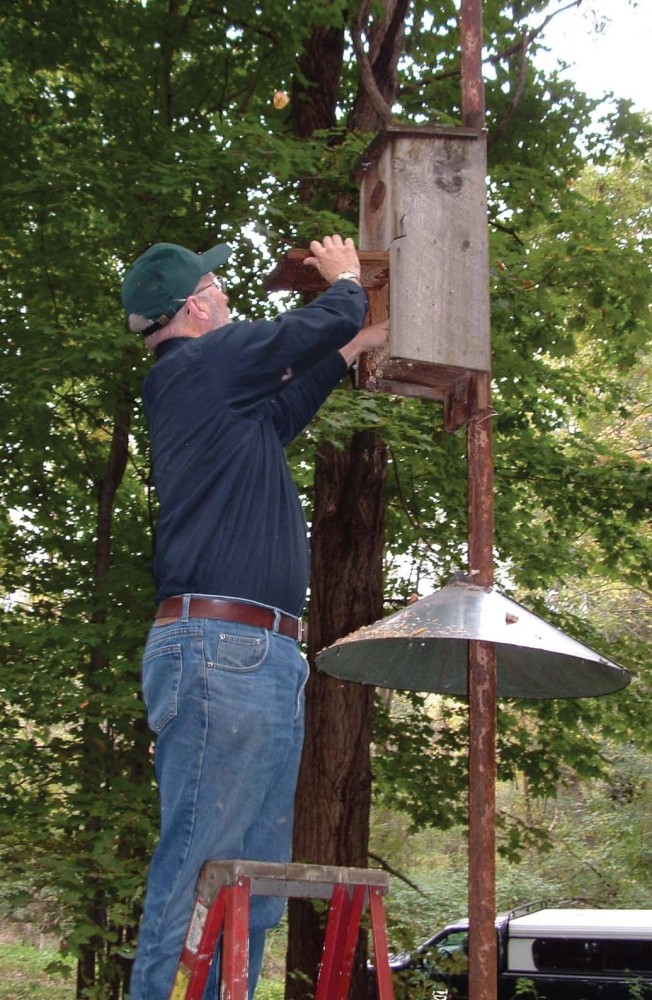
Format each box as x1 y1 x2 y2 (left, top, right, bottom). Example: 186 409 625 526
360 128 491 375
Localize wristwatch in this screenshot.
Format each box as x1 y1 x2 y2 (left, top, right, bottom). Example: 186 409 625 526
333 271 362 285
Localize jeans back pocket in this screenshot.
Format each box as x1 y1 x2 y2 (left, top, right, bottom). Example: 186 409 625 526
142 642 183 734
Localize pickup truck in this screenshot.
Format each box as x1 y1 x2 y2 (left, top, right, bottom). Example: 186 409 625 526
384 903 652 999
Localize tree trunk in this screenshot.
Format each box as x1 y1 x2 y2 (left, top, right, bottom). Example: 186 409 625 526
76 393 131 999
286 5 405 995
286 431 387 1000
348 0 410 132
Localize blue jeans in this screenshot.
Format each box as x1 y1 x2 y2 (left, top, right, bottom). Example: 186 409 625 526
129 597 308 1000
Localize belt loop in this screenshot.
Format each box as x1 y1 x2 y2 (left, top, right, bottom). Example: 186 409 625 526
272 609 281 635
181 594 192 623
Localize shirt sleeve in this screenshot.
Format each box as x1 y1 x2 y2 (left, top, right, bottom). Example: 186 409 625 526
268 352 349 445
201 281 368 409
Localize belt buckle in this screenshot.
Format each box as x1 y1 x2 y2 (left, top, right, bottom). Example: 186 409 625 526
284 612 303 643
277 609 303 643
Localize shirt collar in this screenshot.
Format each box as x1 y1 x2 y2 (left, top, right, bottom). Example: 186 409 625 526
154 337 191 361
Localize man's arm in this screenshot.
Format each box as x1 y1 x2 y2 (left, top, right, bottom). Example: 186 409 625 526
269 320 390 445
303 234 389 366
208 235 378 409
338 319 389 367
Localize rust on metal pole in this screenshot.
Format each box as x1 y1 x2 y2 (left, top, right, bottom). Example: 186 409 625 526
467 389 497 1000
461 1 497 999
460 0 486 130
467 635 497 1000
468 382 497 1000
467 377 494 588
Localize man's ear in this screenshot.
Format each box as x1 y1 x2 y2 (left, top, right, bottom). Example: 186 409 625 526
185 293 212 323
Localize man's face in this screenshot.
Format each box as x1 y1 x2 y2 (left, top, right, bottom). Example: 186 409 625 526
193 272 231 330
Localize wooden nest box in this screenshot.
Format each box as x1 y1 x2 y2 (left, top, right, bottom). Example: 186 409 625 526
265 125 491 430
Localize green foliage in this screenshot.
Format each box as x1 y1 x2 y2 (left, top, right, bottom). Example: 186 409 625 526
373 693 470 831
254 983 285 1000
512 980 538 998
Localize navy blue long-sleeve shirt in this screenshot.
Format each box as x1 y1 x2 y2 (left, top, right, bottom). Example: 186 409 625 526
143 280 368 615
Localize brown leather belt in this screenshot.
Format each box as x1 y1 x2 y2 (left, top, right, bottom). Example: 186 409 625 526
155 596 304 642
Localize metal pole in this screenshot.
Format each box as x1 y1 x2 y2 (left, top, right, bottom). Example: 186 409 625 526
467 404 497 1000
460 0 486 130
460 2 498 999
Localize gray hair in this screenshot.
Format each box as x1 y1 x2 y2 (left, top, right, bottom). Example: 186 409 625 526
128 312 158 334
130 308 189 350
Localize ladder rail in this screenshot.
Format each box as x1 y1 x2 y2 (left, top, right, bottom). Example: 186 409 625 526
168 860 395 1000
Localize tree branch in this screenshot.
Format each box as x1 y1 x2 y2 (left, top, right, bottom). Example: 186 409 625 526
350 15 395 128
489 28 530 148
489 0 584 146
368 851 429 897
489 215 526 245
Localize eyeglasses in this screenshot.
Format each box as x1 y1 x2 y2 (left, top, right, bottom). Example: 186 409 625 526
193 275 227 296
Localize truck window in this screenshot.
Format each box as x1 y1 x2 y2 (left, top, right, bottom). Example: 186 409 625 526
603 941 652 973
436 930 469 958
532 938 602 972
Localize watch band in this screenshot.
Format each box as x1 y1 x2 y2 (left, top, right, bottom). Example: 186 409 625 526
333 271 362 285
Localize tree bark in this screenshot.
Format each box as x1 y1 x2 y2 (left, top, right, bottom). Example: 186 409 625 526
286 431 387 1000
349 0 410 132
291 25 345 139
76 392 131 999
286 5 406 995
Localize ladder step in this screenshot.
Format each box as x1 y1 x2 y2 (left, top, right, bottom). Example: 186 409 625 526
170 860 395 1000
198 859 389 903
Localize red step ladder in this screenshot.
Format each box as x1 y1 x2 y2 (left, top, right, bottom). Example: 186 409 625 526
169 859 395 1000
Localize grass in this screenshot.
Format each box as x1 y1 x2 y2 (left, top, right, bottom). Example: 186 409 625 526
0 936 285 999
0 939 74 1000
255 983 285 999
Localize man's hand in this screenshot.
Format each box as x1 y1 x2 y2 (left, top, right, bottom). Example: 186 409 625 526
303 234 362 286
339 319 389 367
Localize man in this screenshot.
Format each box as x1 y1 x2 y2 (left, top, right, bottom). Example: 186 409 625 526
121 234 388 999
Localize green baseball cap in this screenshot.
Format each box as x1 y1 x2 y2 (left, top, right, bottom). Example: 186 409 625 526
121 241 232 334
